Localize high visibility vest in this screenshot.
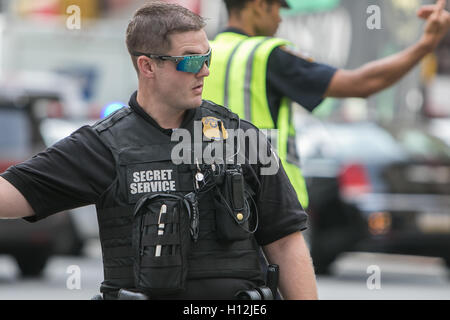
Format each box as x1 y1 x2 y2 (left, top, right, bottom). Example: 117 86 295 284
203 32 309 208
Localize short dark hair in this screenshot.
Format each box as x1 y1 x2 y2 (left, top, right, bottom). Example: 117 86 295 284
126 1 206 73
223 0 252 12
224 0 286 13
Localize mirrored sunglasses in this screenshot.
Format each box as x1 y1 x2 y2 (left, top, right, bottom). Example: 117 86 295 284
132 48 212 74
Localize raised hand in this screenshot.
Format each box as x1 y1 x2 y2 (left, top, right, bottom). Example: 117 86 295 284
417 0 450 51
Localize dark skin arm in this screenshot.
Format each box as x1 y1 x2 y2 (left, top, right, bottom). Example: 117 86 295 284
325 0 450 98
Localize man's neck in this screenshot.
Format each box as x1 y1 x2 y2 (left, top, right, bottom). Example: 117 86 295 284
136 90 185 129
227 13 256 36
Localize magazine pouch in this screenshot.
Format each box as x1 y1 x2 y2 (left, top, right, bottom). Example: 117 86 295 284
132 193 192 296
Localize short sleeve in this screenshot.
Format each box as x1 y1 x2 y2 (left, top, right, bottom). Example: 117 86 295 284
1 126 116 221
267 47 337 112
253 160 308 246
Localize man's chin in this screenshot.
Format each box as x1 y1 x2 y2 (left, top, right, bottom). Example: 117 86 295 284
193 96 204 107
179 98 203 110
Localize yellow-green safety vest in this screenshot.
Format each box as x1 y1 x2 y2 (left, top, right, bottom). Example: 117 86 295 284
203 32 309 208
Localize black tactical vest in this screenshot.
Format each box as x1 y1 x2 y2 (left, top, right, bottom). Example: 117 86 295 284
93 100 264 299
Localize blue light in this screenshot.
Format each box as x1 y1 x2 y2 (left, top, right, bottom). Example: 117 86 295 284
101 103 126 118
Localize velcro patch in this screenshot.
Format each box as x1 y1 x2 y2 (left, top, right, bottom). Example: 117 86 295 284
127 163 178 203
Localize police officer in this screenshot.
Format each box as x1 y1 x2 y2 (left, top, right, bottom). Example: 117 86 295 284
203 0 450 208
0 2 316 300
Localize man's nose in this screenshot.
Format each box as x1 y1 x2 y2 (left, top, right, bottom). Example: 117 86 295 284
197 62 210 77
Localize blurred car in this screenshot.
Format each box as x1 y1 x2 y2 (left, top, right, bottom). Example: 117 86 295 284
0 89 95 277
297 118 450 274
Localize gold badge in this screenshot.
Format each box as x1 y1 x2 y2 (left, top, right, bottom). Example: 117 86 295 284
202 116 228 141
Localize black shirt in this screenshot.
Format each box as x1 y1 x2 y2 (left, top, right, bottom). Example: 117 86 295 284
223 28 337 124
1 92 307 245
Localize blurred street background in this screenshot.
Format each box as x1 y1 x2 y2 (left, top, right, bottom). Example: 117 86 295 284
1 242 450 300
1 0 450 300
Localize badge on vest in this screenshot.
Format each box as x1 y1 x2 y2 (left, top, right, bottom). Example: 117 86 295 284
202 116 228 141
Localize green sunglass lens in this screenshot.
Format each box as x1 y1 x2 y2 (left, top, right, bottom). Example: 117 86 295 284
177 55 210 73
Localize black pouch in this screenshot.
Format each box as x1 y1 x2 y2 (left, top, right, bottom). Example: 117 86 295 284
214 167 255 241
132 193 192 296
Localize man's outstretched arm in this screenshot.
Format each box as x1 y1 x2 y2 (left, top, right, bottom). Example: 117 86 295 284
0 177 34 219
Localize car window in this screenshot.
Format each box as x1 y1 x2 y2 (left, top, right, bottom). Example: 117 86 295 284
332 124 406 161
0 108 32 160
398 130 450 160
299 123 407 163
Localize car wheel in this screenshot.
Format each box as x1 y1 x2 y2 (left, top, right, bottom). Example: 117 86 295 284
59 220 85 256
443 257 450 270
310 234 338 275
311 254 335 275
14 248 51 278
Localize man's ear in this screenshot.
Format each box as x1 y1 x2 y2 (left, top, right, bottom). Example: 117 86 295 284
252 0 267 16
137 56 156 78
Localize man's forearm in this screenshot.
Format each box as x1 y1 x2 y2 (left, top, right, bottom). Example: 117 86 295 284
326 40 430 98
354 39 430 95
263 231 318 300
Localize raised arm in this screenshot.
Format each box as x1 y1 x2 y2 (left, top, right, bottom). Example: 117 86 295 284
325 0 450 98
0 177 34 219
263 231 318 300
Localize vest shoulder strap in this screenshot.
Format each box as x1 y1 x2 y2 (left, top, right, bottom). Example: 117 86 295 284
201 100 240 123
93 107 132 133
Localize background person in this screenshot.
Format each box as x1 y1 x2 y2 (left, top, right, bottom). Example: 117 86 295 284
202 0 450 208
